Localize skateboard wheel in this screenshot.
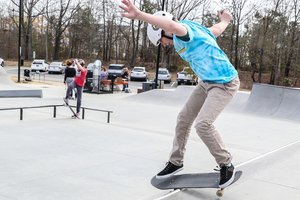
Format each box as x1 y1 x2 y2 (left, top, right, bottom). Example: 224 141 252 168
216 189 224 197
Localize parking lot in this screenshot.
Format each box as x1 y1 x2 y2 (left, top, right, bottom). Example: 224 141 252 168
5 67 175 92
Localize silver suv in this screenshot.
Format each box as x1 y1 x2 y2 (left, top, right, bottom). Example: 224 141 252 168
177 67 197 85
31 59 49 72
107 64 124 79
157 68 171 83
130 66 148 81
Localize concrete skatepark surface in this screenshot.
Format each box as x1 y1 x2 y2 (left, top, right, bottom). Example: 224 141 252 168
1 67 300 200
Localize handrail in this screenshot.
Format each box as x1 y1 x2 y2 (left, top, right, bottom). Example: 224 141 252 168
0 104 113 123
68 105 113 123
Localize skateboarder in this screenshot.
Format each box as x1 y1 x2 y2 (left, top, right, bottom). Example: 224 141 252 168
64 59 87 118
119 0 240 188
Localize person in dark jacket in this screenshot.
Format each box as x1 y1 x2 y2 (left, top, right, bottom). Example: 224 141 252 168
64 59 77 99
121 67 129 91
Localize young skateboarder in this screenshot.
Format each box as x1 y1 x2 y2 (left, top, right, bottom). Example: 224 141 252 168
64 59 87 118
119 0 240 188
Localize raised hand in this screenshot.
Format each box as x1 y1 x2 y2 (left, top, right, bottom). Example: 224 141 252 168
119 0 141 19
218 10 232 23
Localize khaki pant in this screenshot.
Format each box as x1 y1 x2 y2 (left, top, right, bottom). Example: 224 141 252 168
169 77 240 166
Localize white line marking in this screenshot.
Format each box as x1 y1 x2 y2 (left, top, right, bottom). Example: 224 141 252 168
236 140 300 168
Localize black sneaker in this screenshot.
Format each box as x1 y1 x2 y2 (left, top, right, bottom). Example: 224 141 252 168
156 162 183 179
219 163 235 188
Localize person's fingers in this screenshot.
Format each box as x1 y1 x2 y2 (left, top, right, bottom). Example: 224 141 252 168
121 13 129 18
119 4 128 12
121 0 130 6
223 10 231 16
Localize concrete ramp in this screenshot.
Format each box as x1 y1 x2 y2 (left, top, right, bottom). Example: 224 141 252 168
0 67 16 86
244 83 300 120
127 83 300 122
125 86 195 106
0 67 43 98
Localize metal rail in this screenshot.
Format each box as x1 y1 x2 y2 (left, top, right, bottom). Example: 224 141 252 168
0 104 113 123
69 105 113 123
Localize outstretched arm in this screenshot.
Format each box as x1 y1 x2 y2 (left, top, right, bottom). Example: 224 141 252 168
75 59 83 71
119 0 187 36
209 10 232 37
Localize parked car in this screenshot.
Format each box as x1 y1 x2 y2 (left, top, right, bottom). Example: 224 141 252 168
31 59 49 72
0 58 4 67
130 66 148 81
48 61 65 74
177 67 197 85
107 64 124 79
157 68 171 83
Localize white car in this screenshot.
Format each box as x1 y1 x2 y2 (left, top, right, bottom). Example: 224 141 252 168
0 58 4 67
48 61 65 74
130 66 148 81
157 68 171 83
31 59 49 72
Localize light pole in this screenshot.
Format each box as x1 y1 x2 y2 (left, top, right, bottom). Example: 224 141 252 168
17 0 23 83
154 0 165 89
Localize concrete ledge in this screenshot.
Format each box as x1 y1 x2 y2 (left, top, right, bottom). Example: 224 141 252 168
0 89 43 98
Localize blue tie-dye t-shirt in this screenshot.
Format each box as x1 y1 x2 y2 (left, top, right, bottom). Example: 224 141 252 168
173 20 238 83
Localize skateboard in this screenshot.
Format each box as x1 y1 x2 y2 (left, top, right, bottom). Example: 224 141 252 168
151 171 242 197
63 98 79 119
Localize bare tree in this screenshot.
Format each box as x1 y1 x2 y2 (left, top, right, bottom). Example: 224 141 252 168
10 0 44 60
256 0 283 83
230 0 254 69
48 0 79 61
284 0 300 78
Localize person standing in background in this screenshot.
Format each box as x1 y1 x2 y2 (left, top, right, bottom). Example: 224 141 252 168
121 67 129 91
64 59 77 99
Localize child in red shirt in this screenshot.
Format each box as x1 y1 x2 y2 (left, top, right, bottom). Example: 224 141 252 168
64 59 87 118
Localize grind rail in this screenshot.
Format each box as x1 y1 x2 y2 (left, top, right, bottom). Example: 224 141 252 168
0 104 113 123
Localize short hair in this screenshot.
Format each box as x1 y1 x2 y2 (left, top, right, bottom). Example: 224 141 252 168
66 59 73 66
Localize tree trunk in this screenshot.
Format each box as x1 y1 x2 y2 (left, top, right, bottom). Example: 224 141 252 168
53 30 62 60
130 20 136 67
258 48 264 83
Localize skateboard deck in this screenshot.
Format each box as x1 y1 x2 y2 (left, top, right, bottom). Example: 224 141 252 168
63 98 79 119
151 171 242 197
